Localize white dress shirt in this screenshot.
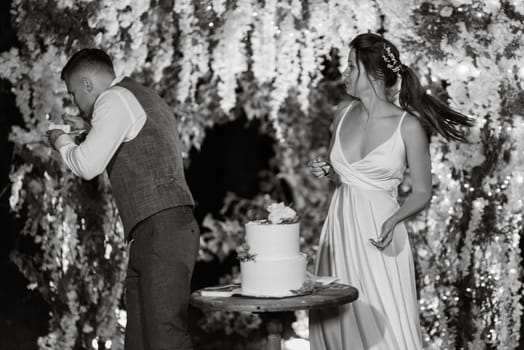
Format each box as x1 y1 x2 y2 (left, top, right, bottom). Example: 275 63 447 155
56 77 147 180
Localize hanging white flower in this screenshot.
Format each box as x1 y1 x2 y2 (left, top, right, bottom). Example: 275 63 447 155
212 0 254 112
297 29 317 112
212 0 226 16
307 0 332 58
251 0 277 84
174 1 209 104
0 48 26 83
449 0 473 6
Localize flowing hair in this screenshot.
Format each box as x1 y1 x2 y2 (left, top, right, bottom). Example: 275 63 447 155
349 33 473 142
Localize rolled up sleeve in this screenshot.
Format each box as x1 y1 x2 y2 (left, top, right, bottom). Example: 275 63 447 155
57 90 137 180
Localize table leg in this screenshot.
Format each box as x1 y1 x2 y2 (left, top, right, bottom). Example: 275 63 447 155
266 318 283 350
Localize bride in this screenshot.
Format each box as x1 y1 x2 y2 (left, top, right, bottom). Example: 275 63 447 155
308 33 472 349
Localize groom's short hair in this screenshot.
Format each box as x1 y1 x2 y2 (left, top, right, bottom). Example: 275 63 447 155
61 48 115 81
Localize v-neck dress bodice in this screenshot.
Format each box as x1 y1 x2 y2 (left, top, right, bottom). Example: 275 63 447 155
309 102 423 350
331 102 407 199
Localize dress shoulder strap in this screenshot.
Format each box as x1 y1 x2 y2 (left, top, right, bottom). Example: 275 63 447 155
336 101 355 129
397 111 407 131
342 101 355 119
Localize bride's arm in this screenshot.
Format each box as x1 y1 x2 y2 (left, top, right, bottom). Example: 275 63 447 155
371 114 432 249
393 115 432 221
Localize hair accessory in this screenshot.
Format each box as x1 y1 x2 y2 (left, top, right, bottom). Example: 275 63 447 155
381 44 401 73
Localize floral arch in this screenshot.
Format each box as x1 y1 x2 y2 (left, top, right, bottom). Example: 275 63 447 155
1 0 523 349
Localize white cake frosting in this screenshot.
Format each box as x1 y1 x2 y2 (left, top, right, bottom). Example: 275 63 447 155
240 221 306 297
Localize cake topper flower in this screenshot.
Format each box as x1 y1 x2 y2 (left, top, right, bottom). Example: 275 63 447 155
266 202 298 224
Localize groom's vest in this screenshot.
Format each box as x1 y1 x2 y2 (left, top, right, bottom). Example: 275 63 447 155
106 77 194 238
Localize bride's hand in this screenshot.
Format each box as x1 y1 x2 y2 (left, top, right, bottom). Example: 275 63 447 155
370 218 397 250
307 157 332 178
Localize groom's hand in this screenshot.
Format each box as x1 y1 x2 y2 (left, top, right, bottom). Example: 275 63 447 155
46 129 66 150
61 113 91 132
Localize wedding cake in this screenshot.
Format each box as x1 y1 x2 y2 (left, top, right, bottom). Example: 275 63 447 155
238 203 306 297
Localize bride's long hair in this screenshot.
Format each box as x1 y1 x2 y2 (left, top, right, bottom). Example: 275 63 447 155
349 33 473 142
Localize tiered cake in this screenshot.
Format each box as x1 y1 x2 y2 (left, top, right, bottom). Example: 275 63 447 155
239 204 306 297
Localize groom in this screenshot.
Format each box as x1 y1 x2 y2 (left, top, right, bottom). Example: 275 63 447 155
47 48 199 350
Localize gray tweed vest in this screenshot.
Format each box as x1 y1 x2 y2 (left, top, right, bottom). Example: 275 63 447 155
107 78 194 238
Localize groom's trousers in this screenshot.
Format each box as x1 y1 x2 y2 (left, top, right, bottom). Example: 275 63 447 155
124 206 200 350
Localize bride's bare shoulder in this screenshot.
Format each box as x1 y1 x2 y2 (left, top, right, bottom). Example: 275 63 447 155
401 113 428 144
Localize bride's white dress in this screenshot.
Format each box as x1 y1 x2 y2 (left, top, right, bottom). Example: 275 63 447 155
309 102 423 350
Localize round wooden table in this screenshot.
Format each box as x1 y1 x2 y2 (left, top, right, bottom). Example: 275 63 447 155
191 283 358 350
